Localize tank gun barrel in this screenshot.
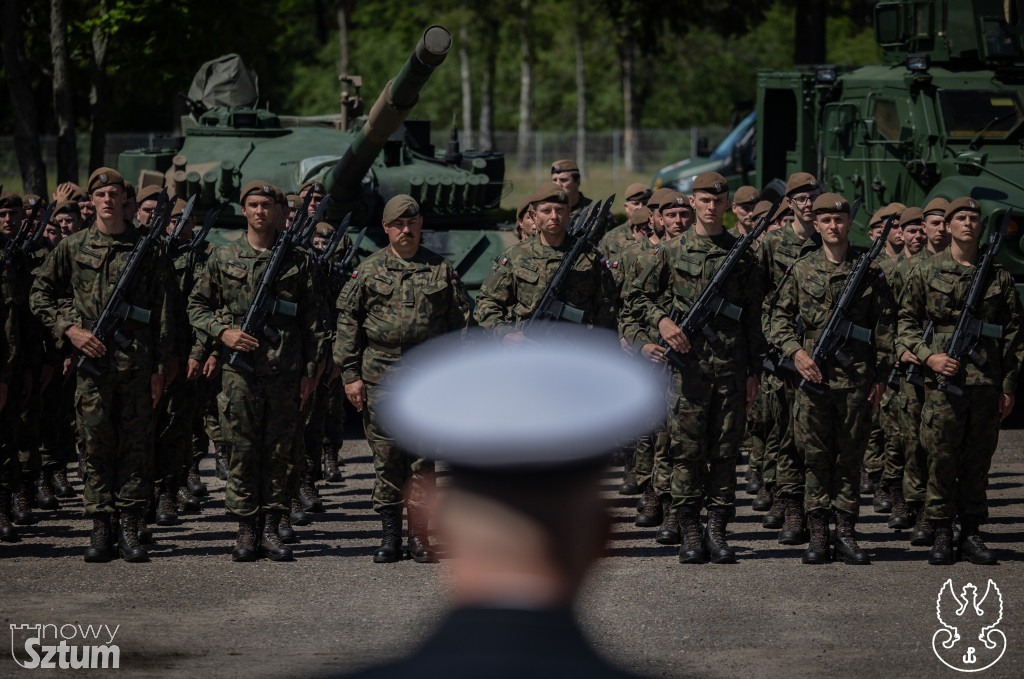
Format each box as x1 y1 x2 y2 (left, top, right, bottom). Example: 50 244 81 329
327 25 452 211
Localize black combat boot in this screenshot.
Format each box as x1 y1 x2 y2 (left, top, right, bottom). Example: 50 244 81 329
655 497 681 545
634 482 662 528
0 491 19 542
745 467 762 495
52 465 73 497
84 515 113 562
752 483 772 512
232 516 259 562
290 497 310 526
859 468 875 494
298 472 324 513
886 484 912 530
677 509 707 564
260 511 294 561
928 519 954 565
618 464 640 495
762 491 784 529
778 497 808 545
138 516 154 544
156 480 179 526
958 516 997 565
802 509 830 565
214 443 229 481
117 510 149 563
34 470 59 510
323 445 343 483
407 507 438 563
177 482 202 512
704 509 737 564
186 460 208 497
909 506 935 546
872 482 892 514
10 485 34 525
374 507 403 563
278 511 297 544
834 513 870 565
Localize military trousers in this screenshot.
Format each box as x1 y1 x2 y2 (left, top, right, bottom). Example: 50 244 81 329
766 378 805 498
39 369 75 469
879 388 906 487
323 376 346 452
190 373 218 462
921 385 1001 522
667 369 745 513
153 368 196 482
219 369 300 518
862 408 885 475
364 379 434 513
303 379 330 481
75 371 156 516
742 384 768 474
795 384 872 516
634 420 671 496
897 383 927 506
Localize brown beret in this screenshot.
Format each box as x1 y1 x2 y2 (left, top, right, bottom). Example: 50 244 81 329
899 206 924 227
171 198 190 218
23 194 41 208
550 159 579 174
629 207 651 227
812 192 850 214
124 182 136 199
382 194 421 223
752 200 772 221
87 167 125 194
692 172 729 195
285 194 302 210
137 185 163 204
772 205 793 222
0 191 23 209
624 183 651 202
785 172 819 196
660 191 691 212
923 197 951 217
733 185 759 205
239 179 284 206
300 180 326 196
878 202 906 221
868 208 885 228
71 189 88 202
647 188 676 212
517 195 532 221
314 221 335 238
50 200 79 220
945 196 981 222
526 182 569 207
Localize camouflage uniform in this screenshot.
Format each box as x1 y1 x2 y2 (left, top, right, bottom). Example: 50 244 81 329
187 235 323 518
597 222 634 269
30 224 176 516
0 260 20 523
863 251 903 486
771 247 894 518
335 246 472 512
897 249 1022 522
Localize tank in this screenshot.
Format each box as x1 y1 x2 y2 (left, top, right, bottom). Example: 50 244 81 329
754 0 1024 300
118 26 516 293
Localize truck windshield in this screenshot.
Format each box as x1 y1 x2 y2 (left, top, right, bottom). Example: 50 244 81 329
939 90 1024 139
709 112 756 160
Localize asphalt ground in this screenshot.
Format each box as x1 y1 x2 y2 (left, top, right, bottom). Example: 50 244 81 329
1 427 1022 678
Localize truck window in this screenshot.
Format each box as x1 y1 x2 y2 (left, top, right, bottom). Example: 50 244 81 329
872 99 900 140
938 90 1024 139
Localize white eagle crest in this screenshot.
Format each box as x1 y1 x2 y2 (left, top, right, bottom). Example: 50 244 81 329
933 578 1007 672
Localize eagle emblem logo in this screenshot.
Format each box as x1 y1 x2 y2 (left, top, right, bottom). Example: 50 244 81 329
932 578 1006 672
99 173 108 184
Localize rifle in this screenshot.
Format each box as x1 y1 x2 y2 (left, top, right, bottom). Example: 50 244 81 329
313 213 354 267
937 208 1012 397
905 320 933 387
799 214 896 396
226 195 330 373
333 224 366 276
76 191 173 378
3 201 42 263
662 195 785 369
186 200 227 255
522 195 614 336
165 194 198 246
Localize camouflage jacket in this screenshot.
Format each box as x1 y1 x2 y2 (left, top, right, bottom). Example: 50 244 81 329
771 246 894 389
888 249 926 358
626 228 765 377
187 234 323 378
473 234 617 337
29 224 176 374
597 222 634 284
334 245 472 385
757 226 821 342
169 240 216 363
0 288 16 384
897 248 1023 394
617 237 661 347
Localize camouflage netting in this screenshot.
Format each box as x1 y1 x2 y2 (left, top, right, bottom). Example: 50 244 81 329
187 54 259 109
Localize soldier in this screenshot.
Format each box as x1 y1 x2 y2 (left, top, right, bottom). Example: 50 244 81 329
30 168 176 563
134 185 163 229
771 193 893 565
123 182 138 225
755 173 822 537
284 194 302 230
626 171 765 564
298 180 327 218
515 196 537 241
922 197 951 254
597 183 651 266
335 194 472 563
474 182 616 339
188 180 323 562
0 200 23 541
729 185 760 237
550 159 591 216
74 187 96 229
661 191 694 238
51 200 82 238
897 197 1022 565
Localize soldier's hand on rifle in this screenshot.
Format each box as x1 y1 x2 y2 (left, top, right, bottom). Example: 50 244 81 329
745 376 760 411
868 382 884 412
925 353 960 377
640 343 666 363
186 358 202 381
220 328 259 352
345 378 367 412
900 350 921 365
202 355 219 379
657 316 691 354
66 326 106 358
792 349 822 383
998 393 1015 421
299 376 316 410
150 373 165 408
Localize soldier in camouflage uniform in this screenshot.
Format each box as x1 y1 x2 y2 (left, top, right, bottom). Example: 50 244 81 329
728 186 760 238
0 218 22 542
188 180 323 562
597 183 651 273
897 197 1022 565
30 168 176 563
335 194 472 564
771 193 893 565
626 171 765 564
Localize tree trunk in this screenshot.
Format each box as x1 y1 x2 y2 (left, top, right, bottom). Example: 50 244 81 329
620 34 640 173
794 0 827 64
88 16 110 174
574 16 586 179
1 0 48 196
515 0 534 171
50 0 78 185
458 27 474 149
337 1 349 76
478 19 497 152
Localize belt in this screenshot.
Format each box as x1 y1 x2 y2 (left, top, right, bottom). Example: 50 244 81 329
368 340 408 355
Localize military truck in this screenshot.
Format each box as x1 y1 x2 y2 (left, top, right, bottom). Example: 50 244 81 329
755 0 1024 299
117 26 515 293
651 111 757 194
